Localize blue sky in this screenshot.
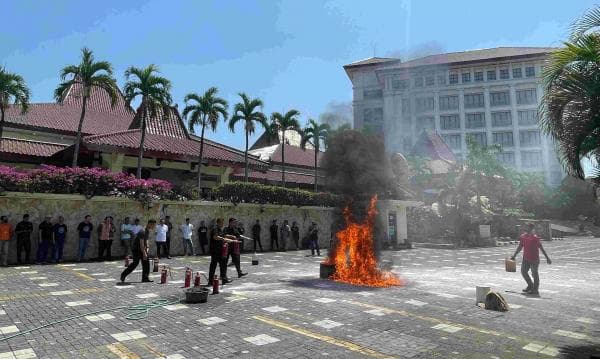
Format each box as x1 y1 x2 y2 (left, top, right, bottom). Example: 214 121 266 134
1 0 596 153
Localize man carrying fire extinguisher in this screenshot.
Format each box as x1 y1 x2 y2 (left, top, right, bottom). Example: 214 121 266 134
208 218 230 285
121 219 156 283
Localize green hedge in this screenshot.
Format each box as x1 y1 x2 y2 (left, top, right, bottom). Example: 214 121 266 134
212 182 340 207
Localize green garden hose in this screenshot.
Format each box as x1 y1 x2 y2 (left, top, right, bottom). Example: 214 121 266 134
0 296 182 343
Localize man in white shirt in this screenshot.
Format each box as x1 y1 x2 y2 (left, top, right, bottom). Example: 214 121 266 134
155 218 169 258
120 217 134 256
131 218 144 237
179 218 195 256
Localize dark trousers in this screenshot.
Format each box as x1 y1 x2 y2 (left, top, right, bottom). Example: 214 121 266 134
165 236 171 256
198 242 206 255
54 238 65 262
521 260 540 290
120 239 131 256
156 242 168 258
309 238 320 256
36 239 51 263
270 236 278 250
17 238 31 264
98 240 113 261
229 248 242 275
121 252 150 281
208 253 227 281
293 235 300 250
253 236 263 251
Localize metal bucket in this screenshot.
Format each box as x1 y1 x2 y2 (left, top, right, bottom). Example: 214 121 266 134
185 287 209 304
319 263 336 279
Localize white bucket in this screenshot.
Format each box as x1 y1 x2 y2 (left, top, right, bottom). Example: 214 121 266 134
476 286 491 304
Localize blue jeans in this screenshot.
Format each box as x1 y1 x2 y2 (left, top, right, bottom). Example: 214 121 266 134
309 239 320 256
78 237 90 260
37 239 51 263
54 237 65 262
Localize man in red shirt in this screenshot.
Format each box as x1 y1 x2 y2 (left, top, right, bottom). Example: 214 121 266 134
511 223 552 295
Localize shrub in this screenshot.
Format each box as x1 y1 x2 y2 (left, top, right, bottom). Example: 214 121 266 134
212 182 341 207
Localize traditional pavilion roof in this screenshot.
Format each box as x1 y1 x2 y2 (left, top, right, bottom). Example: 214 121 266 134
0 138 67 159
410 130 457 163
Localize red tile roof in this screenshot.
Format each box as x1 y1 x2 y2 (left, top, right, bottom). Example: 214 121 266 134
129 105 189 138
410 130 457 163
0 138 68 157
270 144 323 168
60 81 134 117
231 168 320 185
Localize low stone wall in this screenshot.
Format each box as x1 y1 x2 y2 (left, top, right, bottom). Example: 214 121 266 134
0 192 334 264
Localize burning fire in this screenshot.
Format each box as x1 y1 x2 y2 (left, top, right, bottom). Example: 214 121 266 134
326 195 403 288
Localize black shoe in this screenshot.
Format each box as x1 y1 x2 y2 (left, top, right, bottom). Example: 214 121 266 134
522 287 532 293
238 272 248 278
120 274 126 283
529 289 539 295
141 279 154 283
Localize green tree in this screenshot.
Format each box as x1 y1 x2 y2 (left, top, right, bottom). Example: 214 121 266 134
270 109 300 187
54 48 119 167
540 6 600 180
300 118 330 191
183 87 228 191
123 65 172 179
229 93 268 182
0 67 30 146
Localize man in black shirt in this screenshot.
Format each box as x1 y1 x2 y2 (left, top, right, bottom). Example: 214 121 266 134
308 222 321 256
208 218 231 285
270 219 279 251
121 219 156 283
291 221 300 250
197 220 208 255
224 218 247 278
165 216 173 259
252 219 263 252
15 214 33 265
37 216 54 264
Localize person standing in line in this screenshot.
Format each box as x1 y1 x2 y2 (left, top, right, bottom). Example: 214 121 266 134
15 214 33 265
280 220 291 252
510 223 552 295
164 216 173 259
120 217 134 256
131 218 143 237
155 218 169 259
252 219 263 252
291 221 300 250
53 216 67 263
121 219 156 283
308 221 321 257
270 219 279 251
0 216 13 267
197 220 208 255
208 218 231 285
97 217 114 261
77 215 93 262
180 218 195 256
37 216 54 264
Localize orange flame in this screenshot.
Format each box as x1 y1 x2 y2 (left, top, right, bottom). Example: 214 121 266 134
327 195 403 288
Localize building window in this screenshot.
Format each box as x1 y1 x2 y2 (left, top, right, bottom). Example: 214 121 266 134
439 95 459 110
464 93 484 108
496 152 515 166
392 79 409 90
440 114 460 130
521 151 542 169
475 71 484 82
363 108 384 135
425 74 435 86
500 68 509 79
449 73 458 84
437 74 447 85
492 111 512 127
468 132 487 146
416 116 435 132
415 97 434 113
518 110 538 126
512 67 522 79
466 113 485 128
493 132 514 147
363 89 383 99
462 72 471 83
487 70 497 81
525 66 535 77
402 99 411 114
490 91 510 106
519 130 541 146
442 134 462 150
516 89 537 105
414 77 424 88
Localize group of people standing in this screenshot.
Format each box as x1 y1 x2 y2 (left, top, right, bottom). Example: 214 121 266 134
251 219 321 256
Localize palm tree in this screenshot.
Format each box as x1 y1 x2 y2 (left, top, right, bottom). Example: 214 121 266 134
123 65 172 178
540 6 600 180
228 93 268 182
270 109 300 187
301 119 330 191
183 87 228 191
54 48 119 167
0 67 30 146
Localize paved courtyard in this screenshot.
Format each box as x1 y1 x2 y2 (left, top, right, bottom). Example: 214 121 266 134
0 237 599 358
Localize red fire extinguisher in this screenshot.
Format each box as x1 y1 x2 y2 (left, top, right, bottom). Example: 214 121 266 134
160 266 168 284
124 255 130 267
184 267 192 288
194 272 201 287
212 275 219 294
153 257 159 272
221 242 229 258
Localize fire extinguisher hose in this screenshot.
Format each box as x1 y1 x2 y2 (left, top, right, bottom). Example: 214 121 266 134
0 296 182 343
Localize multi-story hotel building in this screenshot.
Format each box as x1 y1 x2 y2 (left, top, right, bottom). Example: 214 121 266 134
344 47 564 186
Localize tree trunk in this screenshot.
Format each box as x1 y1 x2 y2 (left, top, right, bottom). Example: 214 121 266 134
244 129 249 182
136 105 147 179
72 95 88 167
0 106 5 147
281 129 286 188
314 143 318 192
197 122 206 192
